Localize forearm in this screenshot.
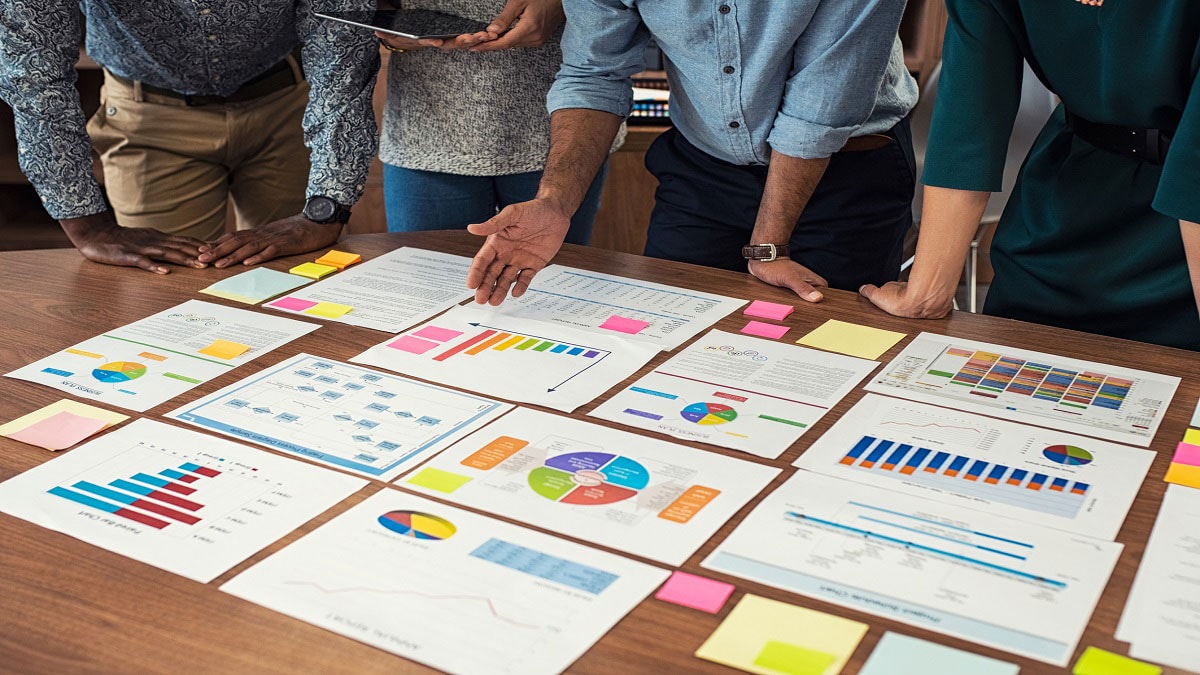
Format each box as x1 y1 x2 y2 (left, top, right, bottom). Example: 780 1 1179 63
1181 220 1200 315
750 150 830 244
907 185 991 302
537 108 623 215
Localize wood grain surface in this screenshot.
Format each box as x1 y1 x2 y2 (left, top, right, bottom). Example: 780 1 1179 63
1 231 1196 675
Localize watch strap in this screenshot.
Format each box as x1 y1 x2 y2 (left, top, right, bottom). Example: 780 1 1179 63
741 243 790 261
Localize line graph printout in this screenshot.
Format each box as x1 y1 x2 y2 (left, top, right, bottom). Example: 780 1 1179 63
590 330 877 458
794 394 1154 540
703 471 1122 666
866 332 1180 446
5 300 318 412
400 408 780 565
491 265 746 350
351 304 661 413
0 419 366 582
222 489 668 675
168 354 512 481
264 248 475 333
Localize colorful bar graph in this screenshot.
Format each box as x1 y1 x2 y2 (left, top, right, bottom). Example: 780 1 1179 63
73 481 201 524
946 456 969 477
840 436 876 465
900 448 931 475
110 479 204 511
861 440 894 468
431 329 499 362
48 486 170 529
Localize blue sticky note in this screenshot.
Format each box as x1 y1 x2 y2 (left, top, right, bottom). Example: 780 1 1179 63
859 633 1020 675
1190 399 1200 428
201 268 312 304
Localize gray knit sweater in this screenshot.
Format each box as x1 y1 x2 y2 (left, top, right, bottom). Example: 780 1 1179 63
378 0 622 176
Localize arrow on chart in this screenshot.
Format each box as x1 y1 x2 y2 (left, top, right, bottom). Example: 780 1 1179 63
464 322 612 394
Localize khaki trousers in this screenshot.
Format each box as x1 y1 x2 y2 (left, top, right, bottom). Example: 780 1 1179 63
87 72 311 241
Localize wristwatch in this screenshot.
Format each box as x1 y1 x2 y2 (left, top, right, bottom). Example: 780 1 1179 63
302 196 352 225
741 243 790 262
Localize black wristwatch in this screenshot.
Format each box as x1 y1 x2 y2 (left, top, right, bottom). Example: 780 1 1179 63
302 196 352 225
742 243 790 262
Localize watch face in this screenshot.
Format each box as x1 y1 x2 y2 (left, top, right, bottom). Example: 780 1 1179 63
305 197 337 223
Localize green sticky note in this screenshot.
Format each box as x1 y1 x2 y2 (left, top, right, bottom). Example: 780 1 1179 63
407 467 472 494
753 640 836 675
1073 647 1161 675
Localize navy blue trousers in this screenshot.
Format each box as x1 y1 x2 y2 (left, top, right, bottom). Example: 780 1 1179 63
643 120 915 290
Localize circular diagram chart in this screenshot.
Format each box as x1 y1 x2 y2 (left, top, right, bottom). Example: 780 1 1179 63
1042 445 1093 466
529 452 650 506
377 511 457 540
92 361 147 384
680 402 738 426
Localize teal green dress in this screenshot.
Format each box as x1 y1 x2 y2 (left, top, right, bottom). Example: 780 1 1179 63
922 0 1200 350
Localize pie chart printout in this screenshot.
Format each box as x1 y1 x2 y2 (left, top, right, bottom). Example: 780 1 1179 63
528 452 651 506
680 402 738 426
92 361 148 384
377 511 457 540
1042 445 1093 466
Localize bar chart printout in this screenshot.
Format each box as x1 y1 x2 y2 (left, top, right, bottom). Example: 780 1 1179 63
866 332 1180 446
351 305 661 413
0 419 366 582
221 490 668 675
703 471 1122 666
795 394 1153 540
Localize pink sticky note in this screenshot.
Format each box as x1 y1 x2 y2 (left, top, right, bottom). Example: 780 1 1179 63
388 335 440 355
1174 442 1200 467
270 296 319 312
599 315 652 335
655 571 736 614
744 300 794 321
6 411 110 451
412 326 464 342
741 320 790 340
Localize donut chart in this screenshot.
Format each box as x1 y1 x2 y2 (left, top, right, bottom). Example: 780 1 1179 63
377 511 457 540
92 361 148 384
681 402 738 426
1042 445 1093 466
528 451 650 506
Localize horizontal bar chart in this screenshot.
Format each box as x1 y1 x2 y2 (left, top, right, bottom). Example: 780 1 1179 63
929 347 1133 412
426 327 609 364
47 461 220 529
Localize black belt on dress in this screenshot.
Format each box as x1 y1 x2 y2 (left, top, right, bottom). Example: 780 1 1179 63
108 53 303 107
1064 109 1174 165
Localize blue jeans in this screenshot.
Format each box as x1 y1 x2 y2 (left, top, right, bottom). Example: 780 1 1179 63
383 164 609 246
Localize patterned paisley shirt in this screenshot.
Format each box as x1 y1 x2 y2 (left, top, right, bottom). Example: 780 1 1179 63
0 0 379 220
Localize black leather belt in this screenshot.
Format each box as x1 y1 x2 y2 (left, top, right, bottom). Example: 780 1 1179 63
1064 110 1174 165
109 53 303 107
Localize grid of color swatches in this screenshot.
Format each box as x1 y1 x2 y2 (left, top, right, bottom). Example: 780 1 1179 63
429 329 607 363
48 462 218 529
840 435 1089 519
930 348 1133 411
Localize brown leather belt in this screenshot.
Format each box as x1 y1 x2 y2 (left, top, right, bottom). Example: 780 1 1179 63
108 54 303 107
840 133 893 153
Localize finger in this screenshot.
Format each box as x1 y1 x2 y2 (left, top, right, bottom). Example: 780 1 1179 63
242 244 281 266
784 278 823 303
467 246 498 289
488 265 524 306
142 245 202 268
511 268 537 298
213 242 269 269
806 270 829 288
474 258 507 304
470 23 531 52
127 253 169 275
858 284 880 302
196 236 248 263
466 218 505 237
487 1 524 33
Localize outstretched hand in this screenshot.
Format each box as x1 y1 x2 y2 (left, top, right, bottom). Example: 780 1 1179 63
60 212 205 274
859 281 954 318
748 258 827 303
196 214 343 268
466 198 571 305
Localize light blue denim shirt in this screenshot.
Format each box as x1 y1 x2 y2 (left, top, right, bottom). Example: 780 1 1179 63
547 0 918 164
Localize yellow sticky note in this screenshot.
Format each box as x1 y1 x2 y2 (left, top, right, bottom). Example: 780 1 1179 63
289 262 338 280
303 302 353 319
314 250 362 270
408 467 472 494
1073 646 1161 675
1183 428 1200 446
797 319 906 360
1165 461 1200 489
198 339 251 360
696 594 867 675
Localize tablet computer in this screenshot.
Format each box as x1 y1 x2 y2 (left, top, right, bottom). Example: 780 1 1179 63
316 9 490 40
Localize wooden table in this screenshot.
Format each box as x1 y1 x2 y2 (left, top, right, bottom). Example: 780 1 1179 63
1 231 1195 674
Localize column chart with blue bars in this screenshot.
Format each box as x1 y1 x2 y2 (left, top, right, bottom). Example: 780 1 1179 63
839 435 1089 519
48 460 221 530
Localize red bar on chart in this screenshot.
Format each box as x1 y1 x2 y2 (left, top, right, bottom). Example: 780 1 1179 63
432 329 498 362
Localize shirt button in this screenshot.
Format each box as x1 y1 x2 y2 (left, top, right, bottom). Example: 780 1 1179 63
107 106 117 115
729 121 740 129
723 65 735 74
719 5 731 14
200 8 211 14
207 34 217 41
212 57 220 63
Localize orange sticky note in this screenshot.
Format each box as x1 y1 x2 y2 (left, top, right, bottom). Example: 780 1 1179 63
314 250 362 270
198 339 251 360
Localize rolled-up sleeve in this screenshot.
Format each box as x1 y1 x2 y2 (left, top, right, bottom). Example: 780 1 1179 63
0 0 107 220
1154 68 1200 223
547 0 650 118
768 0 909 159
295 0 379 206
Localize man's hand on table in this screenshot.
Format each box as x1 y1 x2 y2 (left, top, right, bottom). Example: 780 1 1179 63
60 212 205 274
859 280 955 319
466 198 570 305
748 258 827 303
196 214 343 269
